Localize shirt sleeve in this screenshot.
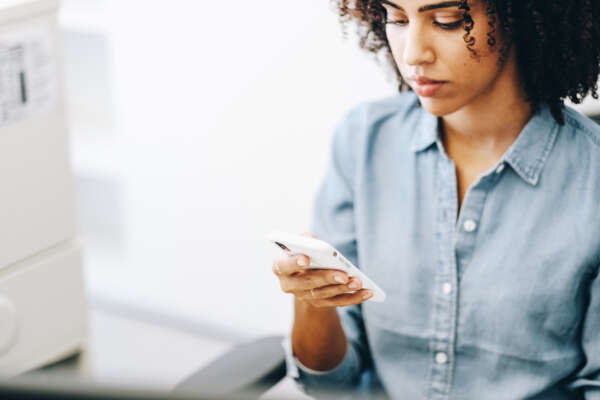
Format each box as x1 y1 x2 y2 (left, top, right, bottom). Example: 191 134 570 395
288 105 374 393
566 267 600 399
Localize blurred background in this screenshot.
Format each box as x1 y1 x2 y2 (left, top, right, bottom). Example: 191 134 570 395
61 0 394 342
2 0 599 396
60 0 600 344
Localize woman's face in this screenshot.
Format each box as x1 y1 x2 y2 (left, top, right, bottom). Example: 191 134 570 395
382 0 511 116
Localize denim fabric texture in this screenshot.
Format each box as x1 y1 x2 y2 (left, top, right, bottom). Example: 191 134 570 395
288 91 600 400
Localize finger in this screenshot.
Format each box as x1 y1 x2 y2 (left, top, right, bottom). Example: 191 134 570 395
272 254 310 277
310 289 373 308
272 232 317 277
300 278 362 300
283 269 349 292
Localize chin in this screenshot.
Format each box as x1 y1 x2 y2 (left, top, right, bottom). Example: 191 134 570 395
418 96 463 117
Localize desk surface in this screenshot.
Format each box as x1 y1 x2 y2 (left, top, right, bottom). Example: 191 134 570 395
21 305 309 399
26 306 234 390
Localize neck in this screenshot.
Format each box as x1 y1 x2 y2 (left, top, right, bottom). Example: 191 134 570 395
441 50 533 157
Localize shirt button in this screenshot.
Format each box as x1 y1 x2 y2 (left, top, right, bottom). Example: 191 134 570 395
463 219 477 232
435 352 448 364
496 163 505 174
442 282 452 295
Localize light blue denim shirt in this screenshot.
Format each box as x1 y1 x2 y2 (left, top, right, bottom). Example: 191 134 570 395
284 91 600 399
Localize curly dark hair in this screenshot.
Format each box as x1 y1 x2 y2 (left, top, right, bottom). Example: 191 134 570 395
332 0 600 125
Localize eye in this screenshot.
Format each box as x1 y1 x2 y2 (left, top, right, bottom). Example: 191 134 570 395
386 19 463 29
433 19 464 30
432 13 464 30
385 19 408 26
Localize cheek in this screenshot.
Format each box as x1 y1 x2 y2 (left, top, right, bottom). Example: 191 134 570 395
469 12 504 57
387 29 473 66
447 30 503 83
386 27 500 86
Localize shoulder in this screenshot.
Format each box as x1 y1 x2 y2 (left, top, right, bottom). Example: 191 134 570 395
340 91 420 131
562 106 600 150
326 92 420 184
332 91 421 153
551 106 600 245
560 108 600 272
554 106 600 177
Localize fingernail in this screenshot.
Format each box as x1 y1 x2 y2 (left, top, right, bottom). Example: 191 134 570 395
334 275 346 283
362 291 373 300
297 256 307 266
349 280 360 289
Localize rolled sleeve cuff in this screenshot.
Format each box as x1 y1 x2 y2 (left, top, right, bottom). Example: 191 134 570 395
281 336 360 387
567 379 600 400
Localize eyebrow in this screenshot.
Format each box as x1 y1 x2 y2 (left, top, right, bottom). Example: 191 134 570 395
380 0 462 12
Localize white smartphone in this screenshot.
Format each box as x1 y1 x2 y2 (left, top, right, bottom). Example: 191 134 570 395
267 230 386 302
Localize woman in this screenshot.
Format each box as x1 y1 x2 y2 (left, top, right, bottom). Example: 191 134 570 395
272 0 600 398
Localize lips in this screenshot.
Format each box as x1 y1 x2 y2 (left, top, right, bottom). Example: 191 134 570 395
408 76 447 97
410 76 445 84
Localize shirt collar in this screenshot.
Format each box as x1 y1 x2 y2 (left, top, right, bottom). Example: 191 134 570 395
409 109 440 153
410 104 559 186
503 104 559 186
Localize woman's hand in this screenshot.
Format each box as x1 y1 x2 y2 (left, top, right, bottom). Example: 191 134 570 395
272 233 373 308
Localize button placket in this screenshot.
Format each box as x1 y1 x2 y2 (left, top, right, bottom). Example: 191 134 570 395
428 155 459 398
455 177 492 281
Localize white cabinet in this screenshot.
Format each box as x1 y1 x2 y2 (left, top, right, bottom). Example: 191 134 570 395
0 0 87 376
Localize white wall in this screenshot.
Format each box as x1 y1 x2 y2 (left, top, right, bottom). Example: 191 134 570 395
63 1 600 340
61 0 396 338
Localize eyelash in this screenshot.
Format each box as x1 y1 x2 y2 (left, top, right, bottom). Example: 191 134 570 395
384 19 464 31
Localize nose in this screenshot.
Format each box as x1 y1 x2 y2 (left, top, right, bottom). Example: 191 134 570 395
402 23 435 66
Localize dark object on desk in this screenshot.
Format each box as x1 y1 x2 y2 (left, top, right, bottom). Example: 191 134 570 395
174 335 287 399
174 335 390 400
